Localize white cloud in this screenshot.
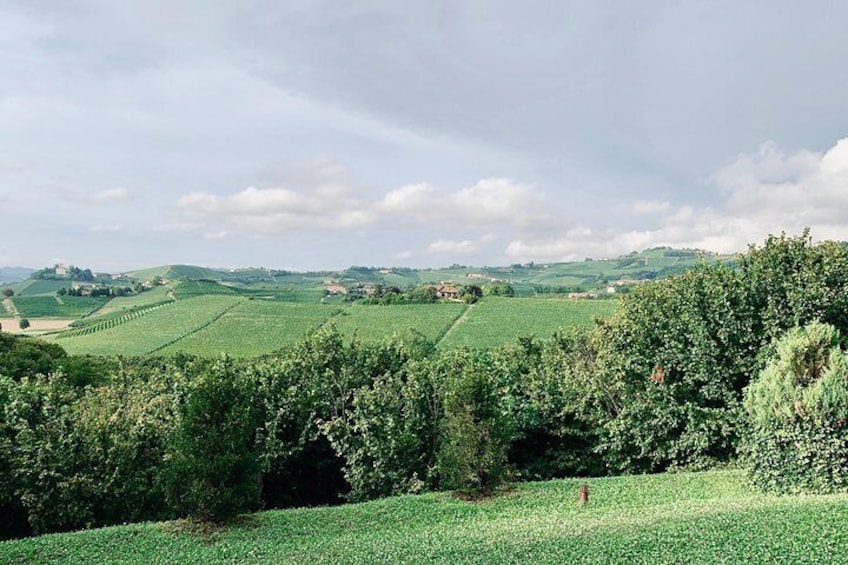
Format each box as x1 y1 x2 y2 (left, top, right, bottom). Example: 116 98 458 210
178 169 550 240
507 138 848 262
203 230 229 241
91 188 131 203
427 239 477 255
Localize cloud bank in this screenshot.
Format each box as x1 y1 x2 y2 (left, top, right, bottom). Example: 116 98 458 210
506 138 848 261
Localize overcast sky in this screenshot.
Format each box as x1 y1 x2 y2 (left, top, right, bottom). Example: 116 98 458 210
3 1 848 271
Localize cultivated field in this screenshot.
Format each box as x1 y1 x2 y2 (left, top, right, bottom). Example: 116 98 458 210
332 302 468 344
41 295 618 357
11 296 110 319
90 285 173 314
445 297 619 348
50 295 243 356
158 300 338 358
3 470 846 564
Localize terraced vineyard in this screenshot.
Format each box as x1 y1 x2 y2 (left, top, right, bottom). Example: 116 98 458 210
158 300 339 357
50 295 244 356
445 297 619 348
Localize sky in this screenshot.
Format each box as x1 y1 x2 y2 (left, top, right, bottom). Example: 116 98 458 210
3 0 848 272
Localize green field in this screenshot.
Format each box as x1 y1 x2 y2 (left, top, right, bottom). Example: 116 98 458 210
158 300 338 357
172 280 239 299
332 302 468 343
8 280 70 296
445 297 619 348
41 296 618 357
11 296 111 318
3 470 847 564
89 285 174 314
51 295 243 356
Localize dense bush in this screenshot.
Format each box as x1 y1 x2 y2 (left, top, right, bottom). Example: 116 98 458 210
438 351 512 495
591 232 848 473
743 323 848 493
165 358 262 522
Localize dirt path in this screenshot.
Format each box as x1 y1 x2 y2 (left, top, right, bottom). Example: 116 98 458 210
435 302 474 347
2 298 18 317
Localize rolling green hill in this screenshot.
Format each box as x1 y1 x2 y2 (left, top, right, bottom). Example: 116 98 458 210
44 296 616 357
2 470 846 564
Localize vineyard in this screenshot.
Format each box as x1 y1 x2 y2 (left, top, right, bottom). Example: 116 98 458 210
445 297 619 348
42 294 618 357
11 295 111 318
50 295 244 356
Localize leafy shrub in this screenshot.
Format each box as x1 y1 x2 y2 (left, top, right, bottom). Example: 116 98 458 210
323 359 441 501
438 351 512 495
743 322 848 493
165 358 262 522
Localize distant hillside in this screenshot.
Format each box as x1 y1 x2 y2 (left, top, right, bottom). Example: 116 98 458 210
0 267 34 285
121 247 733 293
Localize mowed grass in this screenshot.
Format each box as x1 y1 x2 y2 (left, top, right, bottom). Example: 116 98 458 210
158 300 338 357
4 470 848 564
51 296 243 356
332 302 467 343
11 296 111 319
446 297 618 348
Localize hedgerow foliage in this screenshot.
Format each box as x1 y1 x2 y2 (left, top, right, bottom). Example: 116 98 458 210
743 323 848 493
591 231 848 473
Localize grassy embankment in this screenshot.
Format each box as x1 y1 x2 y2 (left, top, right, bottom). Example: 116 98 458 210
2 470 847 564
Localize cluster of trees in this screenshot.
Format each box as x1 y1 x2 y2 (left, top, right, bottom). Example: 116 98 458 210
58 286 133 297
354 284 494 305
3 231 848 538
32 266 95 281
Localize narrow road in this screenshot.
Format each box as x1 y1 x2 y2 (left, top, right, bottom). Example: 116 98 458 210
435 302 475 347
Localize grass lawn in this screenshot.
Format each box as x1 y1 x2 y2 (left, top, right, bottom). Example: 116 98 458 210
2 470 847 564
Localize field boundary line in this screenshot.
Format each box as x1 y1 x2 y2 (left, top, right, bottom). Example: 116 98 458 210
434 302 473 347
146 297 245 355
2 298 19 318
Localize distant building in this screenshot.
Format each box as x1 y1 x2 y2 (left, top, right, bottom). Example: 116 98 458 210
54 264 68 277
326 284 348 295
436 285 461 299
567 292 598 300
466 273 486 279
606 286 617 294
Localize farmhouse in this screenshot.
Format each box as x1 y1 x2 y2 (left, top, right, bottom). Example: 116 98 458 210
54 263 68 277
435 285 461 299
325 284 347 295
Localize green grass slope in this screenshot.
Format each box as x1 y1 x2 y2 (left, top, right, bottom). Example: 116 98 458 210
3 470 847 564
